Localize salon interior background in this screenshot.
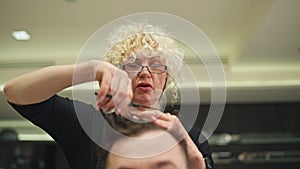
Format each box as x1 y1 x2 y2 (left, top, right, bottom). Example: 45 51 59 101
0 0 300 169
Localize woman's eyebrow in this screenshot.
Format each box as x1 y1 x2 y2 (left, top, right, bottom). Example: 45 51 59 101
148 55 161 59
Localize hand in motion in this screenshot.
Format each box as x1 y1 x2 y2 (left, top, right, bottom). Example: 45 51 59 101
94 61 133 113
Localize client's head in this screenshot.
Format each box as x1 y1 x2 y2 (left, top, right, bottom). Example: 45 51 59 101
98 117 189 169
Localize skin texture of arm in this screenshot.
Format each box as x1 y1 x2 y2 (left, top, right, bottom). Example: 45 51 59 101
4 64 76 105
4 60 132 107
4 59 132 111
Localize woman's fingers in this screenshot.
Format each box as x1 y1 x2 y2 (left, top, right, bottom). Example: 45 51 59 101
155 113 188 141
96 74 111 108
95 63 132 113
128 110 162 123
129 111 175 128
152 117 171 129
110 73 132 110
129 111 187 140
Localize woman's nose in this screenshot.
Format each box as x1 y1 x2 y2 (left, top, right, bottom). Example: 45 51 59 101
138 66 151 78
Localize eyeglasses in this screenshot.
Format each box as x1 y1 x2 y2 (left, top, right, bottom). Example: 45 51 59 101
122 64 167 74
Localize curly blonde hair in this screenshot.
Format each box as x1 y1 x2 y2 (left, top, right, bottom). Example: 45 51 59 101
104 21 184 104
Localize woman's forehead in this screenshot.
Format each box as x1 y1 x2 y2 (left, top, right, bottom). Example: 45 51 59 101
135 55 163 61
132 56 166 64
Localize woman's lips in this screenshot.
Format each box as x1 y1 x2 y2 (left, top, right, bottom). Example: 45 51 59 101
136 82 153 91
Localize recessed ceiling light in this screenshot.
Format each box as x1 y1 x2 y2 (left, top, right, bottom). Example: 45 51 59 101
12 30 31 41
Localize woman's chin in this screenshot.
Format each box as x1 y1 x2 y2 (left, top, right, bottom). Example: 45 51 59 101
133 95 156 105
133 96 150 104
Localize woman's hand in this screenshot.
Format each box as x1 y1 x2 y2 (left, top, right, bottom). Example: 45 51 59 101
130 110 206 169
93 61 133 113
153 113 206 169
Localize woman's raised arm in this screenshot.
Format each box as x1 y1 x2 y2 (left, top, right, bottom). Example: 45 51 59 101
4 60 98 105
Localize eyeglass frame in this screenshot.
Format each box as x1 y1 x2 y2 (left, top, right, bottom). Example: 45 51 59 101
122 64 168 74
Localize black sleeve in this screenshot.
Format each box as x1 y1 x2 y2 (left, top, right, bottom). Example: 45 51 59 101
189 126 215 169
8 95 99 169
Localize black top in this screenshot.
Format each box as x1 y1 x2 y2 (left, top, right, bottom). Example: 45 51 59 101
9 95 214 169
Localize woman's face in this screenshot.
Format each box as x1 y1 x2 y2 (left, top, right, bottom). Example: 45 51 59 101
124 55 168 107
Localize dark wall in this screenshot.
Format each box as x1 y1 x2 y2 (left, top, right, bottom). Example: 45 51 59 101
196 102 300 133
195 102 300 169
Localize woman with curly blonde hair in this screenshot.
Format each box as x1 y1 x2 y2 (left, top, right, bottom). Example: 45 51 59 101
4 21 213 169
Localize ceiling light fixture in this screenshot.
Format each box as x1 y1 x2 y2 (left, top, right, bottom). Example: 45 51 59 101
12 30 31 40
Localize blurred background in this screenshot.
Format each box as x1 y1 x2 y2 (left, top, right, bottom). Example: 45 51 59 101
1 0 300 168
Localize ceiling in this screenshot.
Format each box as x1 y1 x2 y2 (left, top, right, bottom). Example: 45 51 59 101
0 0 300 122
